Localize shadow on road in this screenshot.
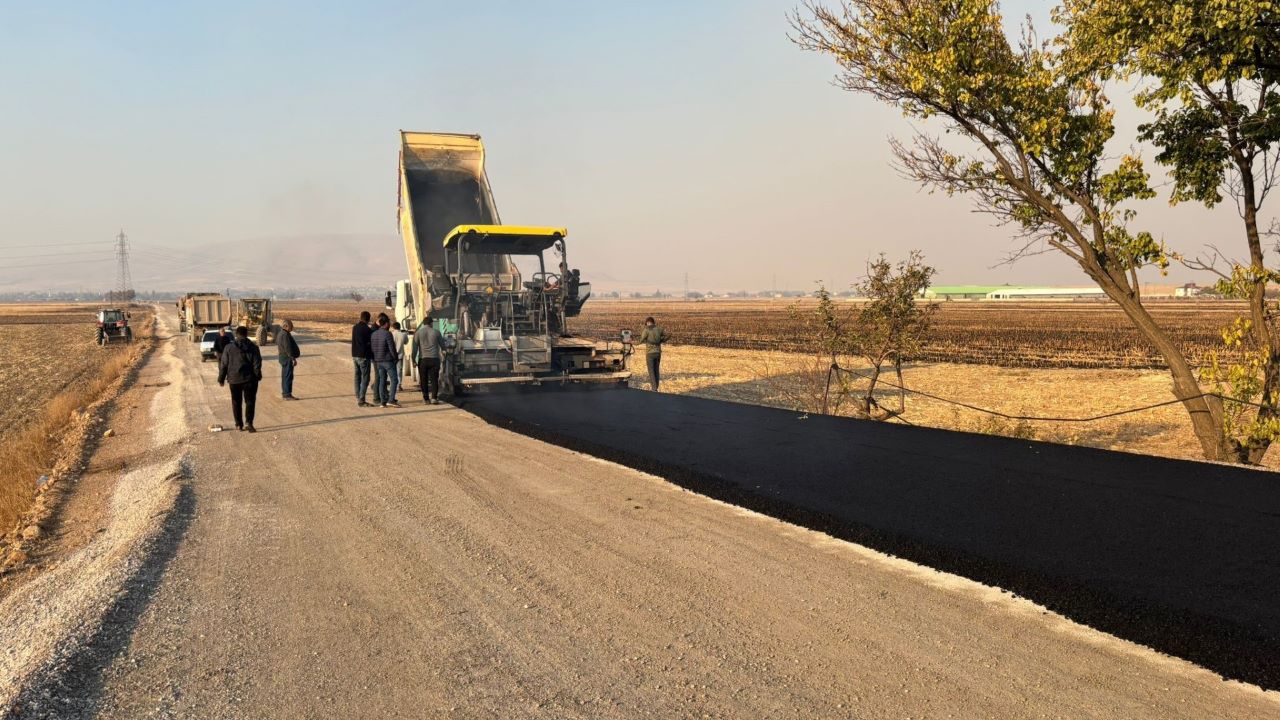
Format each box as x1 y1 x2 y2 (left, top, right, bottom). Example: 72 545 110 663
258 406 448 433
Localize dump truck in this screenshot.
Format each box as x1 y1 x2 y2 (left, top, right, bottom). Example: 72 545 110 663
236 297 279 345
181 293 232 342
394 131 629 395
95 308 133 345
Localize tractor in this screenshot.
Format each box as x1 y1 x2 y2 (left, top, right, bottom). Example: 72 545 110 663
95 308 133 346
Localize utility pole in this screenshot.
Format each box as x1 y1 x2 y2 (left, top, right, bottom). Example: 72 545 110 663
684 272 689 301
114 229 133 302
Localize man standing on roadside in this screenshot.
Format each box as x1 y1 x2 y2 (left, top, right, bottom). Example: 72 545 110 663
276 319 300 400
371 317 401 408
414 318 443 405
391 321 410 388
218 326 263 432
637 316 669 391
212 326 232 363
351 311 374 407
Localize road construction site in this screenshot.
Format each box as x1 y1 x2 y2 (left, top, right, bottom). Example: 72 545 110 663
1 307 1278 719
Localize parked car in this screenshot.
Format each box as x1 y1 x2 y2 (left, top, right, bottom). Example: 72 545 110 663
199 329 229 362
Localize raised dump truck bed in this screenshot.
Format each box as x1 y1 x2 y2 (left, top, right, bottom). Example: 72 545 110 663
398 132 513 316
394 132 629 394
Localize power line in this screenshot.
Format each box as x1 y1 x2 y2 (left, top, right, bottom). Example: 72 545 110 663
0 240 114 250
114 229 133 301
822 362 1273 421
0 257 122 271
0 249 115 260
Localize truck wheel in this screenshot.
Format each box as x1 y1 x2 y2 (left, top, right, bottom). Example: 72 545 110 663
256 327 267 346
125 328 133 343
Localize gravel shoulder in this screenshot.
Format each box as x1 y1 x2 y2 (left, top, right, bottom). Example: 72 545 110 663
4 309 1278 718
0 311 189 716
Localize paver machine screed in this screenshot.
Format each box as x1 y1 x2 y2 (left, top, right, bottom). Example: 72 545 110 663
394 131 629 396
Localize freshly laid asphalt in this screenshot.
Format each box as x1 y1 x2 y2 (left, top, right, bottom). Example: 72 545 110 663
463 385 1280 690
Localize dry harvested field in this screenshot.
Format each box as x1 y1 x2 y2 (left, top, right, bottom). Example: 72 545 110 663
0 303 151 530
278 297 1243 369
626 345 1249 466
273 299 1256 465
0 306 111 437
575 298 1243 370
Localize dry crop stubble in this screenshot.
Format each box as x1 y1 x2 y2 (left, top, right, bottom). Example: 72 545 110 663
277 298 1251 463
576 299 1241 369
0 305 155 531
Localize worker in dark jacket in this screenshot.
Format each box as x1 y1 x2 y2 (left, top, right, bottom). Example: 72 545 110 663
218 326 264 432
276 319 301 400
371 317 401 408
637 316 669 391
212 326 233 361
351 311 374 407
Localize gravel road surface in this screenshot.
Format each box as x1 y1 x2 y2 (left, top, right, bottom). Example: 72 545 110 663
12 312 1278 718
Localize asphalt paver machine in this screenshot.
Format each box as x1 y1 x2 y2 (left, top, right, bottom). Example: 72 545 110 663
394 131 629 395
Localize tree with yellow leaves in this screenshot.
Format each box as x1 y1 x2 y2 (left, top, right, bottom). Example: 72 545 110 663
791 0 1275 462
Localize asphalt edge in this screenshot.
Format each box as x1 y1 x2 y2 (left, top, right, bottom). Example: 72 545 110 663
459 398 1280 692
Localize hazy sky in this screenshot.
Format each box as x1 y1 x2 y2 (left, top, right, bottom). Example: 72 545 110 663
0 1 1267 292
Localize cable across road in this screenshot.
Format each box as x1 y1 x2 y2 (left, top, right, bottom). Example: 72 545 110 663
822 362 1271 422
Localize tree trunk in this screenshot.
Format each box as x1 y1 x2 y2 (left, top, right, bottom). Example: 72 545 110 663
860 363 882 418
1236 156 1279 465
1105 286 1227 461
893 358 906 416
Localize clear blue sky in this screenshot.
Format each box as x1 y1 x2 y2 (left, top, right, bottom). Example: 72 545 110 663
0 1 1250 292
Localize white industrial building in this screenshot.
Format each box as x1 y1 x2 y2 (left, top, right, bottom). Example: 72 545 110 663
985 287 1108 300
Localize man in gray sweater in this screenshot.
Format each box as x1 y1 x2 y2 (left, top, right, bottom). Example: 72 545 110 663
414 320 444 405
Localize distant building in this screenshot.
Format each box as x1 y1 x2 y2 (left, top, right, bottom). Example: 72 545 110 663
923 285 1007 300
1174 283 1204 298
922 285 1111 300
985 287 1107 300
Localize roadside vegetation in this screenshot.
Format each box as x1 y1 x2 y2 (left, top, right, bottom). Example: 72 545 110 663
794 251 937 419
0 307 153 532
791 0 1279 464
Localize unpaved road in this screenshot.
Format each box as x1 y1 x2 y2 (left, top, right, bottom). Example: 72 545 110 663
13 309 1278 718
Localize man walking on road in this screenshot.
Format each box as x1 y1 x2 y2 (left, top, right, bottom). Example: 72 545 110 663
351 311 374 407
276 319 300 400
414 318 443 404
372 317 401 408
218 326 263 432
637 316 669 391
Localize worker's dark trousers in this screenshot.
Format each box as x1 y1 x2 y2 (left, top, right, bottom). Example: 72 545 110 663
280 359 294 397
353 357 371 403
417 358 441 400
230 380 258 428
646 353 661 391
